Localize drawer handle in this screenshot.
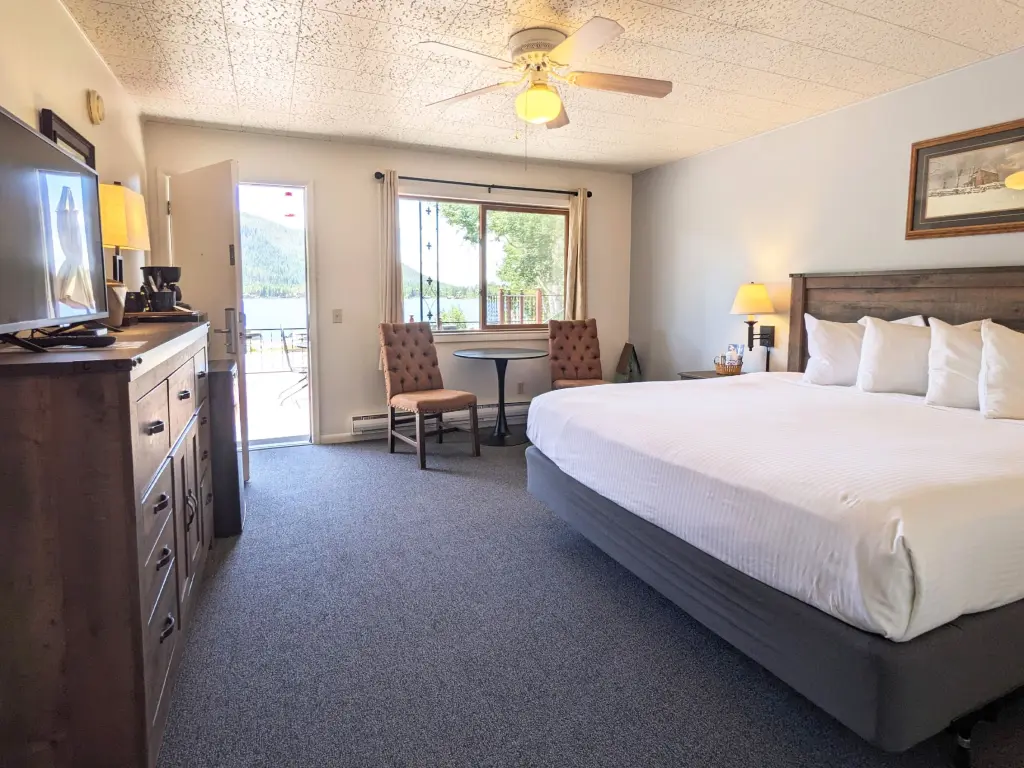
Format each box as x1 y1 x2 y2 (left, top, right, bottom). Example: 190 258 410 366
177 389 192 401
146 420 165 436
197 371 207 379
200 416 209 426
201 449 209 461
156 546 173 570
159 613 175 643
153 493 170 514
185 493 197 529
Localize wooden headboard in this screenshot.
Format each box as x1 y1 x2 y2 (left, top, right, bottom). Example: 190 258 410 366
787 266 1024 372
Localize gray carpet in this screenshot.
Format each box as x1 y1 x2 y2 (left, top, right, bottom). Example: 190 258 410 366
158 439 1024 768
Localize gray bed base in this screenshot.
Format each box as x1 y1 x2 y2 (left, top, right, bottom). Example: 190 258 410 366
526 446 1024 760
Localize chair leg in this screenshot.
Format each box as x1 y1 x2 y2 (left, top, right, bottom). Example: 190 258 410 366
469 405 480 457
388 407 396 454
437 412 444 444
416 411 426 470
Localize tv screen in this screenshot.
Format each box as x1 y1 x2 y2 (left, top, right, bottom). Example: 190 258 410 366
0 106 106 335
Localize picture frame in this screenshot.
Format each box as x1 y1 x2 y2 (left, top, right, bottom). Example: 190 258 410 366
38 108 96 169
906 117 1024 239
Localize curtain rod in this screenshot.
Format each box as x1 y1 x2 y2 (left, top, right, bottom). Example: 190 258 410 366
373 171 593 198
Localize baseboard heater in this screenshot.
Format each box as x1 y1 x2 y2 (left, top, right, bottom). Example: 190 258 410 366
352 401 531 435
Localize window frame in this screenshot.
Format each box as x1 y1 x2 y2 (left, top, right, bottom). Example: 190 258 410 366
399 195 570 333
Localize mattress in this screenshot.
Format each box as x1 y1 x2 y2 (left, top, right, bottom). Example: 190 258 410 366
526 373 1024 641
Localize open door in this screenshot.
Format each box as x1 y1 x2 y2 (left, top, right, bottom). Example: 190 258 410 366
167 160 250 481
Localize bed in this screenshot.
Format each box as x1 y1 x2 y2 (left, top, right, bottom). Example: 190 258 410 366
525 266 1024 764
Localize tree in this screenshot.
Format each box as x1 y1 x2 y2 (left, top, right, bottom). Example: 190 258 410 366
440 304 467 329
439 203 565 297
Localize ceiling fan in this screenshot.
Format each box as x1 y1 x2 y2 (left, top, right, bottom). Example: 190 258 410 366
418 17 673 129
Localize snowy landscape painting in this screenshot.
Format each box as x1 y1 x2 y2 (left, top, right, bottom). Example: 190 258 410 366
907 119 1024 239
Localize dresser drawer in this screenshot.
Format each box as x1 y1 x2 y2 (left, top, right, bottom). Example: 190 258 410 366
138 459 173 553
136 381 170 496
140 513 176 625
194 347 209 404
144 574 179 729
168 358 196 444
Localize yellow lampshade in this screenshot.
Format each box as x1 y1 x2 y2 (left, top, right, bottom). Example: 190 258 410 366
730 282 774 316
515 84 562 125
99 183 151 251
1006 171 1024 191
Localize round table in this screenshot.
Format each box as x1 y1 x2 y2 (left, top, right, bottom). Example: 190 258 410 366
453 347 548 446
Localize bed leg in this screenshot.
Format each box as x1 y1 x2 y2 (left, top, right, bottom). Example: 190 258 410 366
951 720 973 768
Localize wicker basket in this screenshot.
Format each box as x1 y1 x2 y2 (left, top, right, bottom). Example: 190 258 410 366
713 356 743 376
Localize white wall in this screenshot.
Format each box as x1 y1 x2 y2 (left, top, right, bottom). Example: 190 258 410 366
142 123 633 439
630 48 1024 381
0 0 149 284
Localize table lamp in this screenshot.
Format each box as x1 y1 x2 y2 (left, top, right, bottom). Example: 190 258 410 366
730 282 775 370
99 182 151 284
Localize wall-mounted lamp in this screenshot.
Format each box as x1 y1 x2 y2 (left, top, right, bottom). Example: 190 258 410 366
730 282 775 371
99 181 151 283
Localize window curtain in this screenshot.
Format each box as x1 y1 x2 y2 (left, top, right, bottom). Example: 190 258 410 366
564 188 588 321
378 170 401 368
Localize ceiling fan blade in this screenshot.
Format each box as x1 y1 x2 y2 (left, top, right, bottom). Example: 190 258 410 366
547 104 569 129
417 41 514 69
570 71 673 98
424 81 519 108
548 17 624 66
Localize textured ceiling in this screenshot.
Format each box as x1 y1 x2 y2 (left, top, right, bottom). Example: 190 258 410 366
61 0 1024 171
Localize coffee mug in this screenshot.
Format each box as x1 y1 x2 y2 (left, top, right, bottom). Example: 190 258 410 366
149 290 176 312
124 291 146 313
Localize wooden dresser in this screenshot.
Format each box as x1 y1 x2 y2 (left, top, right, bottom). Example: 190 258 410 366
0 323 216 768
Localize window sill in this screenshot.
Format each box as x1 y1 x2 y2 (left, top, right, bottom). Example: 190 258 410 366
434 329 548 343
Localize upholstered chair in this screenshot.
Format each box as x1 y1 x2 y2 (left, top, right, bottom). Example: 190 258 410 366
548 319 607 389
378 321 480 469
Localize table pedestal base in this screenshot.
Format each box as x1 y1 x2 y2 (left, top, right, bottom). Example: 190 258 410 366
480 426 529 447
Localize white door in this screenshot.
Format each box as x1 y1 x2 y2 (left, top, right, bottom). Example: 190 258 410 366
167 160 250 481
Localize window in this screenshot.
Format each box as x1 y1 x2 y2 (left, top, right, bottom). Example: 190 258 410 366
399 197 568 331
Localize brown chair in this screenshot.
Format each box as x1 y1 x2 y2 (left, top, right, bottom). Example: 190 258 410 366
549 319 607 389
379 321 480 469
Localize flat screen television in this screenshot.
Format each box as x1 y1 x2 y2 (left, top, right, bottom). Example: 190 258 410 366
0 105 106 335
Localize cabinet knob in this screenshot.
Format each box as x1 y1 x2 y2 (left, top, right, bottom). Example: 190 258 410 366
197 371 207 379
177 389 192 401
205 492 213 504
146 420 165 436
153 493 170 514
156 546 173 570
200 416 209 426
159 613 175 642
201 450 209 460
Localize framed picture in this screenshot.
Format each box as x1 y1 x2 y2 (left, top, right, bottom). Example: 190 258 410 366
906 118 1024 239
39 108 96 169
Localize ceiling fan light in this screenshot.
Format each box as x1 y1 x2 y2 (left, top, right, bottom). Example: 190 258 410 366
515 84 562 124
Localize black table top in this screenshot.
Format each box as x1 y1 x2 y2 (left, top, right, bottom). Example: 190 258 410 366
453 347 548 360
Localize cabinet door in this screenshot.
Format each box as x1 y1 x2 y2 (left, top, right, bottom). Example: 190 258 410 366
173 418 202 623
200 468 214 554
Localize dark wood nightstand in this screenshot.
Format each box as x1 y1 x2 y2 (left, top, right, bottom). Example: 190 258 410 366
677 370 744 380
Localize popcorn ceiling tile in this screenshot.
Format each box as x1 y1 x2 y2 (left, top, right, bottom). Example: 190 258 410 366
355 50 424 82
179 87 239 107
148 11 228 48
824 0 1024 56
296 38 365 69
238 110 294 131
63 0 152 36
365 22 435 57
299 6 376 48
132 96 198 119
294 63 359 88
161 44 233 88
379 0 465 34
235 75 294 102
223 0 303 36
227 26 299 63
91 30 165 59
309 0 386 22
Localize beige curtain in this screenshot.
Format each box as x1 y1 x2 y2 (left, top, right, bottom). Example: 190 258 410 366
378 170 401 369
564 187 588 320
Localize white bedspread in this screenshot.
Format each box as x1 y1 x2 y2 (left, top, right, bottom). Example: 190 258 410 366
527 374 1024 641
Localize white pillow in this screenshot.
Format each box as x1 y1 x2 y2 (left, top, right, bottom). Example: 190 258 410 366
979 320 1024 420
856 316 931 395
925 319 984 409
803 314 925 386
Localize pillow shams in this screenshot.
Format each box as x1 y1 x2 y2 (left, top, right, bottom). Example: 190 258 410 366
856 317 931 395
802 314 925 387
925 319 983 409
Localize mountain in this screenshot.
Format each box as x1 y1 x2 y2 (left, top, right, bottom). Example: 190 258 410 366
240 212 306 298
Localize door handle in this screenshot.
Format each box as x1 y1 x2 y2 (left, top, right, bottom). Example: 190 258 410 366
212 308 239 355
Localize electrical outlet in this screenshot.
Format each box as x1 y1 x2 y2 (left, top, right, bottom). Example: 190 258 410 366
516 381 525 395
332 309 343 323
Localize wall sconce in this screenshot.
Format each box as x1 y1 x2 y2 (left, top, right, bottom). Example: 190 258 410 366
730 282 775 371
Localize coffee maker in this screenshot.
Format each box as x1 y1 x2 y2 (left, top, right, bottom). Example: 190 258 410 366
140 266 184 312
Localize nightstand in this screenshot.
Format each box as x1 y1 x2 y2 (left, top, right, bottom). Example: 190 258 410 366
677 370 743 380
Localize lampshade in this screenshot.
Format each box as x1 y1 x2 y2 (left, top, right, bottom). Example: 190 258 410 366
99 183 151 251
730 283 774 316
1006 171 1024 191
515 84 562 125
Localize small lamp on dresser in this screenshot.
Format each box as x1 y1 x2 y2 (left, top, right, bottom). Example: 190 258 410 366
730 282 776 371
